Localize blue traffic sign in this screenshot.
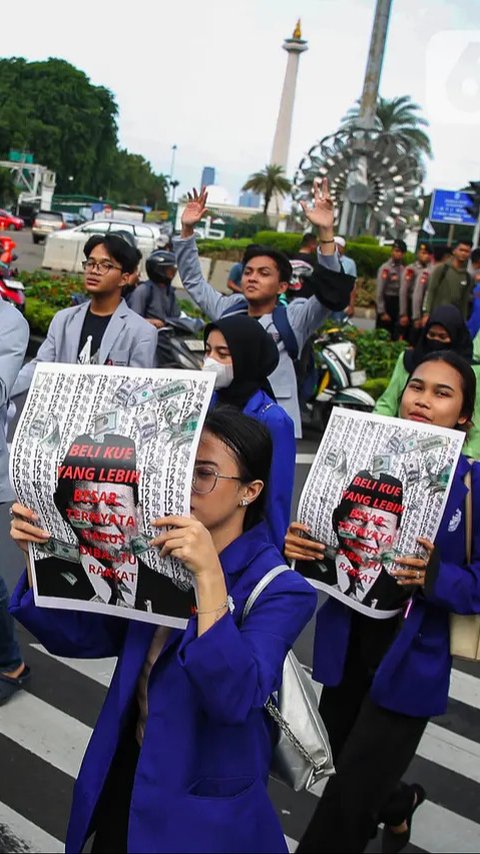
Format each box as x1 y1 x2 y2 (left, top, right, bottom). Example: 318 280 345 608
430 189 477 225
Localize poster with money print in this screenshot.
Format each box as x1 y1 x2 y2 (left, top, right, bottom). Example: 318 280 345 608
10 364 216 628
295 408 465 619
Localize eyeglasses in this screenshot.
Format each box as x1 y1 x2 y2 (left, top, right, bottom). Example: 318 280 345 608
82 260 122 275
192 465 242 495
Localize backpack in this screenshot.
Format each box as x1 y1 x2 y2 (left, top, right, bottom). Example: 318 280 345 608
221 300 299 360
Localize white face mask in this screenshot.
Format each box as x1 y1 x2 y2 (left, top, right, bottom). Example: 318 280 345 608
203 357 234 390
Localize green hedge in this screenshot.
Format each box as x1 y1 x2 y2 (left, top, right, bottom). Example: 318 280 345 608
25 297 58 335
361 377 390 400
195 234 414 277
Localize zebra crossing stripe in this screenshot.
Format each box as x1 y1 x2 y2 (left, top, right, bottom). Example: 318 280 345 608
418 722 480 784
0 690 90 778
0 801 63 853
449 668 480 710
410 799 480 853
30 643 116 687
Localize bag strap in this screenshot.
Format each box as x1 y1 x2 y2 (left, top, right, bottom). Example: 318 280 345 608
241 565 292 625
272 305 299 360
464 465 473 565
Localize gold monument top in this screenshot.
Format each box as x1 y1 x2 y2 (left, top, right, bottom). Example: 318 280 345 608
293 19 302 39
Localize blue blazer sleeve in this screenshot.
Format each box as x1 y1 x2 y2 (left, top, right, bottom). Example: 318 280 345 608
10 571 127 658
177 572 316 725
425 463 480 614
259 404 295 551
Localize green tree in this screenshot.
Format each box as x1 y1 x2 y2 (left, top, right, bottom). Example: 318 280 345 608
0 168 18 206
0 57 119 194
242 164 292 215
341 95 433 160
108 150 169 208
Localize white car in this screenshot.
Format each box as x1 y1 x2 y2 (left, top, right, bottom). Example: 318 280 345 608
42 220 168 275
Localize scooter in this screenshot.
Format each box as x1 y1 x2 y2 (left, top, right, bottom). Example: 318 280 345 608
0 262 25 312
302 324 375 432
156 315 205 370
0 236 19 278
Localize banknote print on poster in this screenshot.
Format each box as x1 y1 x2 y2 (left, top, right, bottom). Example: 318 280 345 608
295 408 465 619
10 364 216 628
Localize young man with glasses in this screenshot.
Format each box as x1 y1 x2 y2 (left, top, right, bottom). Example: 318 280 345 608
12 233 157 396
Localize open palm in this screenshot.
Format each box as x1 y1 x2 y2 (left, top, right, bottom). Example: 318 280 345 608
181 188 208 228
300 177 334 230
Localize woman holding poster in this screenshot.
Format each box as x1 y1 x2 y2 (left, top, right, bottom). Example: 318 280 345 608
10 409 316 854
287 352 480 854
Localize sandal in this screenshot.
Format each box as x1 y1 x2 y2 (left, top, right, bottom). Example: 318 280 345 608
381 783 426 853
0 664 31 706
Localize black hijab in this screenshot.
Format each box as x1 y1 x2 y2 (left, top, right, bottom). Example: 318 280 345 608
403 305 473 373
204 315 279 408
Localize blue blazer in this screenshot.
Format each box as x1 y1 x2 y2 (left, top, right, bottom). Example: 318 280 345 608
312 455 480 718
211 389 296 552
243 390 295 551
11 522 316 854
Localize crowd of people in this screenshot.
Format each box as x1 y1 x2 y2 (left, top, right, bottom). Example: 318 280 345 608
1 179 480 854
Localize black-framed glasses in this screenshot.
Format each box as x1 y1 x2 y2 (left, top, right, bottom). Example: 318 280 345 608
192 465 242 495
82 259 122 275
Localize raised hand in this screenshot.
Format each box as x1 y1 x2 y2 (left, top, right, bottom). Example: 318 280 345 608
181 187 208 235
300 177 334 232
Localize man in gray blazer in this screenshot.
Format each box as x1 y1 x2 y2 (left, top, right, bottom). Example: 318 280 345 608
0 298 30 704
174 182 354 437
12 232 158 398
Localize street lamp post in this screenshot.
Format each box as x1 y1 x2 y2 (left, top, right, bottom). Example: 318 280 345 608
170 145 177 202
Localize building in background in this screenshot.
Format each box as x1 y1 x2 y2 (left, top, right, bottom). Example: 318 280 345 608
201 166 216 187
238 189 262 208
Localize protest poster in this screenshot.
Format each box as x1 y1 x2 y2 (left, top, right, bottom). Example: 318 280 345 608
9 364 215 628
295 408 465 619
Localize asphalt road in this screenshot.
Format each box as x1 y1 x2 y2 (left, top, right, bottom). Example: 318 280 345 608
1 227 45 274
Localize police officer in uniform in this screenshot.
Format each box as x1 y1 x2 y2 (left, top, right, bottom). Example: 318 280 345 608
376 239 407 340
399 241 432 344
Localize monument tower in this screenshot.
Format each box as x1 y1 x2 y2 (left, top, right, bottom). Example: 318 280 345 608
270 20 308 170
268 20 308 212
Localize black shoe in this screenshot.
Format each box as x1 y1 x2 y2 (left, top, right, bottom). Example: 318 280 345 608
381 784 426 854
0 664 31 706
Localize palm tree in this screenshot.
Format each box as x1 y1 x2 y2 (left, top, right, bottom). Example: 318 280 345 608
242 164 292 215
341 95 433 160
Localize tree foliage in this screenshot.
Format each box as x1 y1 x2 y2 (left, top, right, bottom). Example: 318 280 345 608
242 164 292 214
0 57 168 206
341 95 433 160
108 150 169 208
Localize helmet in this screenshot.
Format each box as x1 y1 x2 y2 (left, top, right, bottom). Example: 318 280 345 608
146 250 177 283
111 229 137 250
289 258 314 291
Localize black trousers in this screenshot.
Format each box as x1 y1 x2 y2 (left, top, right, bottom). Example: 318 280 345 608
297 641 428 853
376 295 400 340
91 719 140 853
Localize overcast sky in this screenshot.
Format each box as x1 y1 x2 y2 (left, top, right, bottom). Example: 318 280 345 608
8 0 480 202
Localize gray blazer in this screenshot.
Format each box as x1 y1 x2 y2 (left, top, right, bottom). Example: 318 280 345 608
0 299 29 501
12 299 158 398
173 235 340 436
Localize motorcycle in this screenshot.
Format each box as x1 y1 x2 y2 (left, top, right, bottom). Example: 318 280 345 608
301 323 375 432
0 261 25 312
156 315 205 370
0 236 19 277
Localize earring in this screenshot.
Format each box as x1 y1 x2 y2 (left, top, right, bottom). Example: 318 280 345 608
239 498 249 507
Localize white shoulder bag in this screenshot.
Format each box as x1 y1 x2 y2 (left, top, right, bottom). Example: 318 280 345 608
242 565 335 792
